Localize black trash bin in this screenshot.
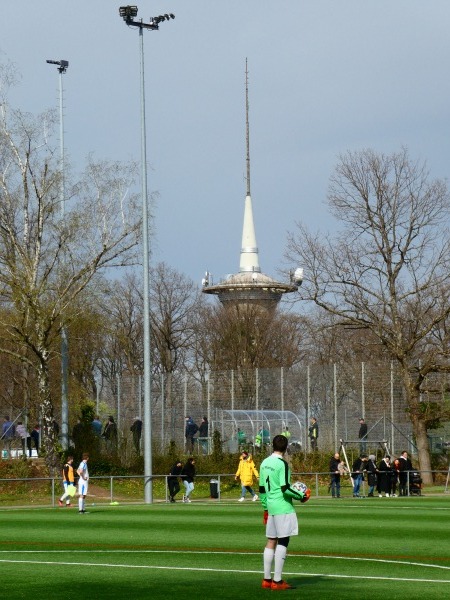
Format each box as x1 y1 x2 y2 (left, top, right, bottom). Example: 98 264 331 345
210 479 219 499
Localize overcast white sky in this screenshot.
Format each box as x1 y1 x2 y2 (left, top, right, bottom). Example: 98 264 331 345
2 1 450 288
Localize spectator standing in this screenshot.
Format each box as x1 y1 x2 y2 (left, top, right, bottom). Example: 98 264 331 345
329 452 341 498
30 425 40 455
235 451 259 502
181 457 196 503
366 454 378 496
358 418 368 453
72 419 84 450
167 460 183 502
130 417 142 454
351 454 368 497
308 417 318 451
398 450 413 496
91 416 102 437
184 416 198 453
198 417 209 453
281 427 291 441
377 455 392 497
1 416 15 457
391 457 400 497
16 422 32 458
102 416 118 452
237 428 247 447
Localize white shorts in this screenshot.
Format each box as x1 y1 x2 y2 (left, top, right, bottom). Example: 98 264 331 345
266 513 298 539
78 479 89 497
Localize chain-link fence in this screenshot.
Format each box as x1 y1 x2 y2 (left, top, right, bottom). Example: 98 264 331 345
2 361 449 461
90 362 449 459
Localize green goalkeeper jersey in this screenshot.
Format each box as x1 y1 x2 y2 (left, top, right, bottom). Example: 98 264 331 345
259 452 302 515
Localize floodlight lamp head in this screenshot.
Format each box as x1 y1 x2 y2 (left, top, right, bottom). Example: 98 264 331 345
119 5 138 21
46 59 69 73
152 13 175 23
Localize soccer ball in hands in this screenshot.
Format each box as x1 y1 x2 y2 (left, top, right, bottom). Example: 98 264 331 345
291 481 307 495
291 481 311 503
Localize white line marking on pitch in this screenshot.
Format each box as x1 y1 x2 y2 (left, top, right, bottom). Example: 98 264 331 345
0 558 449 584
1 550 449 572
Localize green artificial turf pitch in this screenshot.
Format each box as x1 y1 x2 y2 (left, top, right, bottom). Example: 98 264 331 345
0 497 449 599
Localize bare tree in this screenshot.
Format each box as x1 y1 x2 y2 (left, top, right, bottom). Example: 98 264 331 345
286 148 450 482
0 80 141 470
149 262 202 375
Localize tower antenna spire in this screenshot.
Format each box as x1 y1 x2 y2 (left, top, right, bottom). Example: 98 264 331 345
245 58 251 197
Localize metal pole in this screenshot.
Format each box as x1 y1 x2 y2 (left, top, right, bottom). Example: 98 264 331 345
161 373 164 451
59 66 69 451
334 363 338 449
390 361 395 455
139 26 153 503
306 365 310 452
117 373 121 431
361 361 365 420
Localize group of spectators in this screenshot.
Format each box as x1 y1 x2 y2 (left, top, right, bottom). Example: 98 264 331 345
329 450 414 498
184 416 208 453
167 457 196 503
1 416 41 457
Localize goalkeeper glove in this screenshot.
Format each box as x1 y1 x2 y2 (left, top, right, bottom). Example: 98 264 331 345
263 510 268 525
301 488 311 503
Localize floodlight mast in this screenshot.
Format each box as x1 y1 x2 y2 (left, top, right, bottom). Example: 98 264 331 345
118 5 174 505
119 5 175 30
46 58 69 450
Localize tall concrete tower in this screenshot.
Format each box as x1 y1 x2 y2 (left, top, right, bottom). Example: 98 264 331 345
202 60 302 310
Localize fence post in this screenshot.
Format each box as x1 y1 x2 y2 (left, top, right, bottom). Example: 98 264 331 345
231 370 234 413
161 373 164 451
334 364 338 449
361 361 365 419
306 365 310 451
117 373 121 432
390 361 395 454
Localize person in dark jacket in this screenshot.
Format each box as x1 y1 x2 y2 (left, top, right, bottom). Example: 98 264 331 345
329 452 342 498
398 451 413 496
308 417 318 451
130 417 142 454
377 455 393 497
30 425 40 455
365 454 377 496
102 416 118 453
181 457 196 503
185 416 198 453
358 418 368 453
198 417 208 454
167 460 183 502
351 454 368 497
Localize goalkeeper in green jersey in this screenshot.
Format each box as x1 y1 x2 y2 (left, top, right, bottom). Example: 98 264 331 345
259 434 311 591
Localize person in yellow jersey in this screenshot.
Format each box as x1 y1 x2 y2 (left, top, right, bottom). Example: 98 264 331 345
58 456 76 507
235 451 259 502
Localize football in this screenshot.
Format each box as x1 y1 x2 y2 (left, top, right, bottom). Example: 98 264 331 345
291 481 308 495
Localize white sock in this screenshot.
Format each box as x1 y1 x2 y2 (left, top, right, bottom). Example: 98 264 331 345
274 545 287 581
263 548 275 579
79 497 83 511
